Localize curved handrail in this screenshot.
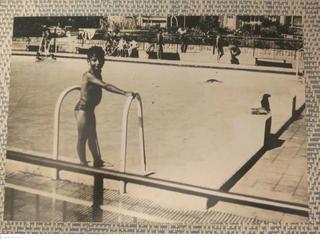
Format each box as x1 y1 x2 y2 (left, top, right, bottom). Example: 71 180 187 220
53 85 81 163
53 86 147 184
120 93 147 175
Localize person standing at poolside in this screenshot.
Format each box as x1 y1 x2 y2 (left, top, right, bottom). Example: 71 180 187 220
216 33 224 63
229 40 241 65
74 46 136 167
178 27 188 53
156 29 164 59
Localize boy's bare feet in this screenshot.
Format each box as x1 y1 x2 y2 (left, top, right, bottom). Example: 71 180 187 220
80 160 91 166
95 160 106 167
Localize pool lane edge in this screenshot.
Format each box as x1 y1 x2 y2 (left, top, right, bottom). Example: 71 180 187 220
11 51 297 76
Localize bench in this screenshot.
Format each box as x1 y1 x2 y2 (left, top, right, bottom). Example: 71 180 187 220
253 48 296 68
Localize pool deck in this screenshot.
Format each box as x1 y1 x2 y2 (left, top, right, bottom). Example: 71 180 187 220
12 50 298 75
214 110 308 223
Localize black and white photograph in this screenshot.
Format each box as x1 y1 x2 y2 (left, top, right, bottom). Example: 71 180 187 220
4 15 307 224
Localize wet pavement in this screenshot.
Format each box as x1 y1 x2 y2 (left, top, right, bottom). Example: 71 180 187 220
5 171 260 224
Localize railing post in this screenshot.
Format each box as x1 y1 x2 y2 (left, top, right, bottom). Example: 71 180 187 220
93 171 104 210
136 94 147 173
120 94 148 193
92 205 103 221
296 50 299 77
296 49 303 78
264 117 272 148
253 38 255 57
120 96 133 193
292 96 297 118
35 194 40 221
8 188 15 220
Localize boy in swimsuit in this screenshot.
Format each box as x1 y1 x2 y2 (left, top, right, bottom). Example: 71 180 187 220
75 46 136 167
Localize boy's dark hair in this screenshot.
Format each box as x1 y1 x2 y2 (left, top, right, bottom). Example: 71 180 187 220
87 46 105 60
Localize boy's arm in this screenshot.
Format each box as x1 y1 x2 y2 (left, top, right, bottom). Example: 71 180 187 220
104 83 133 96
86 73 134 96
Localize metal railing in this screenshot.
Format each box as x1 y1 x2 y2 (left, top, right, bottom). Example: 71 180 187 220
52 86 149 191
6 149 309 216
14 34 303 50
53 85 81 179
120 93 149 193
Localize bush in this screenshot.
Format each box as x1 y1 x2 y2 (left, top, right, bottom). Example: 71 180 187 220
167 26 178 33
260 26 281 38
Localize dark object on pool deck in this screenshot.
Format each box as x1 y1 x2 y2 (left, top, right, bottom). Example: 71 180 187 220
255 59 293 68
147 52 180 60
261 93 271 112
76 47 89 55
36 51 57 61
205 79 222 83
251 93 271 115
27 45 40 52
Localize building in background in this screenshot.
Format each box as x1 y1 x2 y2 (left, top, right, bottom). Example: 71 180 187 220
13 15 303 38
218 15 302 30
138 16 168 28
13 16 101 37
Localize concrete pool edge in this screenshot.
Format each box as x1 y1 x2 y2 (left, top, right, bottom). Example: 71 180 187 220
11 50 297 76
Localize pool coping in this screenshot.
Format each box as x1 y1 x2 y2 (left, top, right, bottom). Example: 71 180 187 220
11 50 297 76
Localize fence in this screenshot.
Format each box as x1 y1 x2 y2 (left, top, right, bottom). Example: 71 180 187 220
12 34 304 67
13 34 303 50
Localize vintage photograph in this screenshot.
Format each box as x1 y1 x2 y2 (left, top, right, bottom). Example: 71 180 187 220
4 15 307 224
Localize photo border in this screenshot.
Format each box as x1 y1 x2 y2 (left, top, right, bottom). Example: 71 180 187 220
0 0 318 233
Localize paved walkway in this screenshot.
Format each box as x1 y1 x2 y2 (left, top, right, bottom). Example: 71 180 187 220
214 111 308 222
11 49 297 76
4 171 260 224
12 38 300 67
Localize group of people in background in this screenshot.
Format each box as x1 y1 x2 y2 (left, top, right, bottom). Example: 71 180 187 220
37 26 241 64
37 26 56 60
215 33 241 64
105 37 139 58
173 27 242 64
177 28 241 64
145 29 164 59
104 30 241 63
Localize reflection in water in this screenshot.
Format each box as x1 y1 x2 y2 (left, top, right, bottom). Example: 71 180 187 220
4 188 109 222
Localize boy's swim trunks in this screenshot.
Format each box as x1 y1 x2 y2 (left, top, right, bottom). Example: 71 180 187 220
74 99 94 112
